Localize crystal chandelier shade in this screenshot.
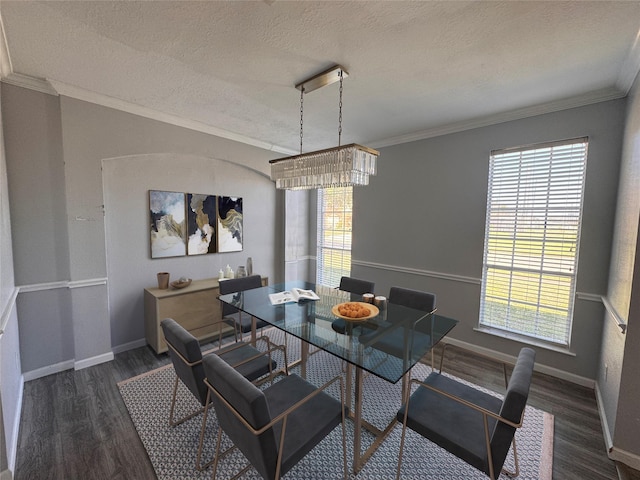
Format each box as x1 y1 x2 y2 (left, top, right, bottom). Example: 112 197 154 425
269 65 379 190
270 143 378 190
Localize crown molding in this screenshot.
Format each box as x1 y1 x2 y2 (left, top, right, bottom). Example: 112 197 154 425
616 29 640 94
0 13 12 78
46 79 293 154
2 72 58 95
1 70 630 154
371 87 627 149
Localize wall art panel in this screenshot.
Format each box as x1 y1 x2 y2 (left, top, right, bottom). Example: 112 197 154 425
149 190 186 258
187 193 217 255
217 196 243 252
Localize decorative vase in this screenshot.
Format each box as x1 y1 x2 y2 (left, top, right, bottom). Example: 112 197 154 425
246 257 253 276
157 272 170 289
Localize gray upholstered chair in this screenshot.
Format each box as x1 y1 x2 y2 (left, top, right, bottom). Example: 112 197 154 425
160 318 287 470
332 276 376 335
219 275 268 342
396 347 536 480
359 286 436 358
160 317 284 425
201 352 348 480
339 276 375 296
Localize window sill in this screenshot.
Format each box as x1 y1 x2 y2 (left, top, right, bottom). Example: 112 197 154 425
473 326 576 356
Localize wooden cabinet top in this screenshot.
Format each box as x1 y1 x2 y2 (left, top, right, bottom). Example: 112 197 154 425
144 276 267 299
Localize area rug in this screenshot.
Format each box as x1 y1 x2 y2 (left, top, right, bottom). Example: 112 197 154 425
118 331 554 479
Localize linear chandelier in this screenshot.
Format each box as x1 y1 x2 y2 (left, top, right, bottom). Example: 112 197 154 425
270 65 379 190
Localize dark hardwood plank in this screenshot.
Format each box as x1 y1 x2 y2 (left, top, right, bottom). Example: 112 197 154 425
14 341 635 479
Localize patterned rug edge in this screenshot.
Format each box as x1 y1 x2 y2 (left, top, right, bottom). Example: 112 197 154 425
116 362 173 387
540 412 555 480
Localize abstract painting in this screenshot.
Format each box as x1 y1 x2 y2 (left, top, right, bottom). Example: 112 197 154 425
217 196 243 252
186 193 217 255
149 190 186 258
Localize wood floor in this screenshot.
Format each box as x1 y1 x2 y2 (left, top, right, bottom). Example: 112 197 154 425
14 340 634 479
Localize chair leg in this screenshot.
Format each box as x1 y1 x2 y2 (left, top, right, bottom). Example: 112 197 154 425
339 379 348 480
168 374 205 427
210 425 224 480
396 418 409 480
501 436 520 478
196 392 215 471
168 375 179 426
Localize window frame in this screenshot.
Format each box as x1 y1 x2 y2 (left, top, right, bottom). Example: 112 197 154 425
479 137 589 347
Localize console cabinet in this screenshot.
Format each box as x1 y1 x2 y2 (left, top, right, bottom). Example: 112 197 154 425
144 276 267 353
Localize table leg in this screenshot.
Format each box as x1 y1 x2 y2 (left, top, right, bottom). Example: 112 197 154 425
345 363 353 413
250 316 257 346
351 365 400 474
300 339 309 379
353 366 364 473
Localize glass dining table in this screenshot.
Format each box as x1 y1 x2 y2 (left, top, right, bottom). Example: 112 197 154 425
218 280 459 473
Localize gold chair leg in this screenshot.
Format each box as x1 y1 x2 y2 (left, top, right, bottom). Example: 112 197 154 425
196 392 215 471
168 374 205 427
501 436 520 478
396 418 409 480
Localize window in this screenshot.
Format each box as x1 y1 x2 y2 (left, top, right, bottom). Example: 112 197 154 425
479 138 588 346
317 187 353 287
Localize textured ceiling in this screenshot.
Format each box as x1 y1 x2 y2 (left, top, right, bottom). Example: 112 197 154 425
1 1 640 154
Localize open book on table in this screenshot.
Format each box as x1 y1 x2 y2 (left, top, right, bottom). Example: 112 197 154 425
269 288 320 305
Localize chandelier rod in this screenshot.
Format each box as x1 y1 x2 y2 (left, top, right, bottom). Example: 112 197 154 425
338 69 343 147
299 86 304 154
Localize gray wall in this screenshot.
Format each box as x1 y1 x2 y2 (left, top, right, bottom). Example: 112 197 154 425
600 72 640 464
351 99 625 381
103 153 276 348
2 83 284 374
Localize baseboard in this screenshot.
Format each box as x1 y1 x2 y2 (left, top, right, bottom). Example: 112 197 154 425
442 337 595 388
595 382 615 453
7 374 23 475
23 360 75 382
111 338 148 355
74 351 114 371
594 383 640 471
610 448 640 471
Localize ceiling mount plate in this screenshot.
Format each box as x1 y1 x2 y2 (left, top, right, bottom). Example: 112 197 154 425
295 65 349 93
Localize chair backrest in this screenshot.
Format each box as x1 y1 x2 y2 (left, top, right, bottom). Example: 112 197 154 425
489 347 536 474
203 353 278 480
219 275 263 317
388 286 436 312
339 276 375 296
160 318 208 406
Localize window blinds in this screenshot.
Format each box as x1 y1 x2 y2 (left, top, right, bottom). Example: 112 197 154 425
479 138 588 346
316 187 353 287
